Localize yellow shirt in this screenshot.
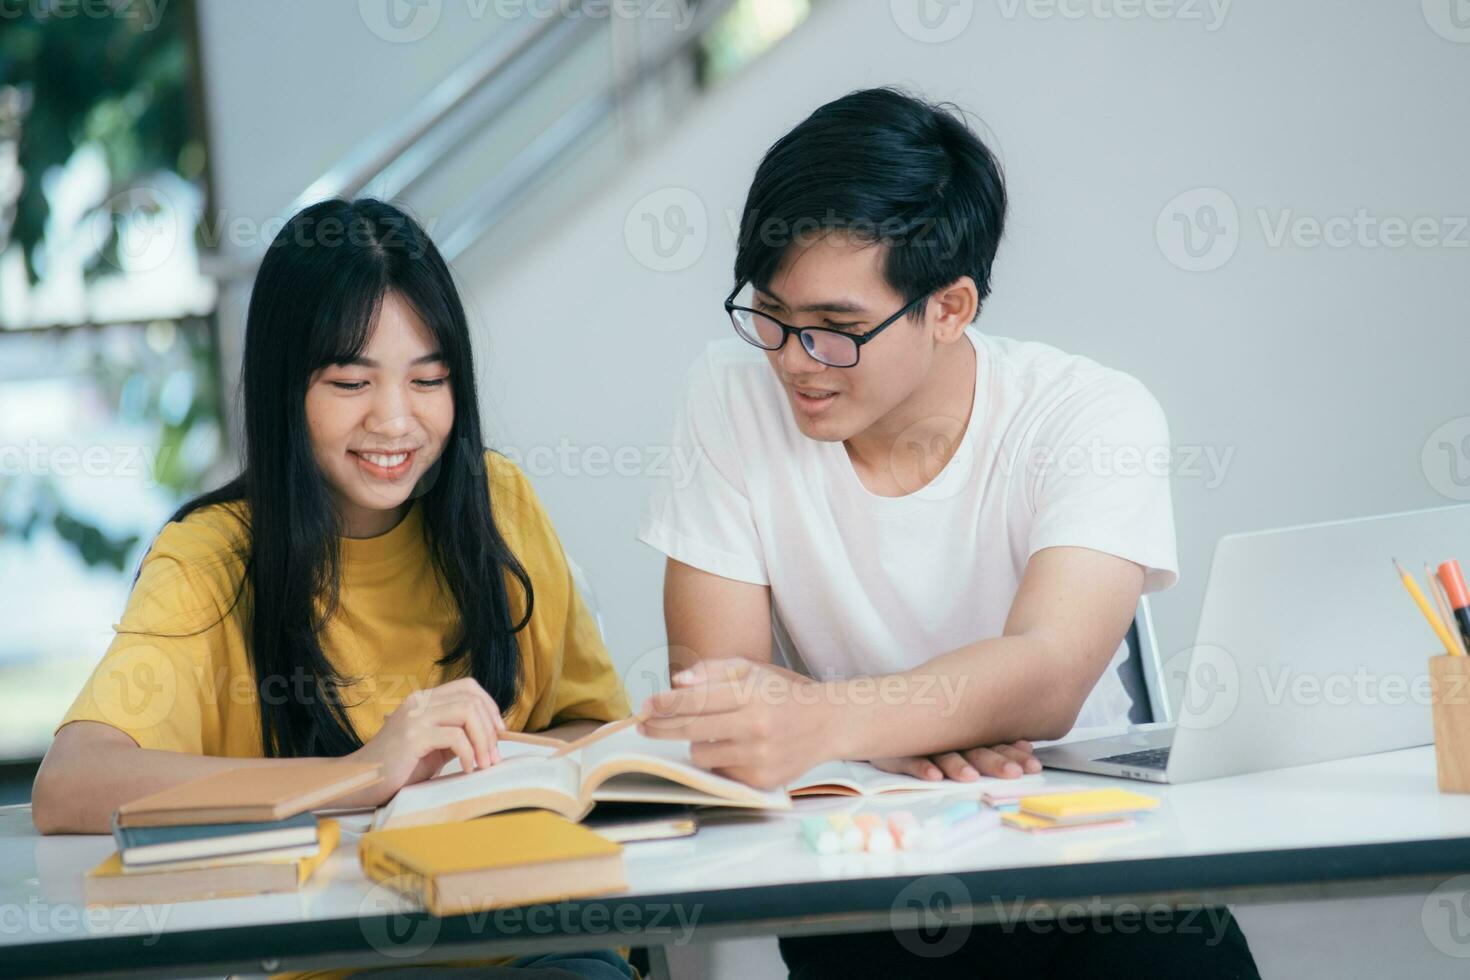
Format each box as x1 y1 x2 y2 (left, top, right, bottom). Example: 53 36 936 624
56 453 633 979
57 451 630 756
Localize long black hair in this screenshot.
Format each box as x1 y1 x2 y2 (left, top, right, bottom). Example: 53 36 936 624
153 198 532 758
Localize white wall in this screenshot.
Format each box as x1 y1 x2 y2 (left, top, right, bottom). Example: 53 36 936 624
196 1 500 232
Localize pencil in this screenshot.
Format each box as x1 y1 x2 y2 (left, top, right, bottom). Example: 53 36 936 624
551 712 649 758
1426 563 1468 657
498 730 565 749
1395 558 1462 656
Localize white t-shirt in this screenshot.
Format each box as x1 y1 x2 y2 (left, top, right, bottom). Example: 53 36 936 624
637 326 1179 730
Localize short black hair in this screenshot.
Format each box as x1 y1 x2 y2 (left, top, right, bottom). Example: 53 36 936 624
735 87 1007 318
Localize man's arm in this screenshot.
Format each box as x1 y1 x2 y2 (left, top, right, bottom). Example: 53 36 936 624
662 557 773 669
841 545 1145 755
642 546 1145 789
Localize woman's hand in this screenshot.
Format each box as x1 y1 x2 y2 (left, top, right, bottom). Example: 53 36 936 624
869 740 1041 782
344 677 506 806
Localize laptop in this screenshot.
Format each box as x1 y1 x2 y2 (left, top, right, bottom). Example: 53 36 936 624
1035 502 1470 784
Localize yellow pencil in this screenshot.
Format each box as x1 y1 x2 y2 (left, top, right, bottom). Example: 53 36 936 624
1395 559 1461 656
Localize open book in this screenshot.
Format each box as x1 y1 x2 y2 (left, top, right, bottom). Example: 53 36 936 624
790 759 1045 798
374 723 1047 830
373 726 791 830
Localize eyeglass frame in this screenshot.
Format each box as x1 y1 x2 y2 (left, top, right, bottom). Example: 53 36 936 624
723 280 932 368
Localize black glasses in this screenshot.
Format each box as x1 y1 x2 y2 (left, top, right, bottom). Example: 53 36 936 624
724 281 930 368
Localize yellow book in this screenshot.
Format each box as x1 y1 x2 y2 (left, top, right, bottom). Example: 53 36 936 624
358 811 626 917
86 819 340 905
1019 788 1160 826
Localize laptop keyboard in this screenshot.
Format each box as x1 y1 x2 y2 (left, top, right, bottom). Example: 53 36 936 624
1095 746 1171 770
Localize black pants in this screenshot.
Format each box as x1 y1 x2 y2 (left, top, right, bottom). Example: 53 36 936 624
780 907 1260 980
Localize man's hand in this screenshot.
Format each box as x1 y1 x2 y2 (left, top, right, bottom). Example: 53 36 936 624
869 740 1041 782
637 657 836 790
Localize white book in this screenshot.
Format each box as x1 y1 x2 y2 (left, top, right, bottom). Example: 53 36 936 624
373 726 790 830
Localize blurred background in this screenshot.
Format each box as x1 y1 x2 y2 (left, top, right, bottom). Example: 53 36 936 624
1 2 1466 974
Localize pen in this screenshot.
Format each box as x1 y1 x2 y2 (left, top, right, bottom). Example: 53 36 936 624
1437 560 1470 649
1427 564 1468 657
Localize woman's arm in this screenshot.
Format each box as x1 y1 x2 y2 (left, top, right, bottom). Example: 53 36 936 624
34 677 508 834
31 722 369 835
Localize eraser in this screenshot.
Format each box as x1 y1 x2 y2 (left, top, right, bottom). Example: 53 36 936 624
801 817 840 854
888 812 921 850
864 827 895 853
939 800 982 825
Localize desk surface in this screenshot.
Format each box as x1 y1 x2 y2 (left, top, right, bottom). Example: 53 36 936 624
6 746 1470 978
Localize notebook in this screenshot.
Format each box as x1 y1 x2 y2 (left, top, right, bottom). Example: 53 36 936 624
113 811 318 867
359 811 625 916
116 762 381 828
372 725 789 830
981 783 1090 807
1001 811 1137 834
1018 788 1159 826
119 842 324 875
86 819 340 905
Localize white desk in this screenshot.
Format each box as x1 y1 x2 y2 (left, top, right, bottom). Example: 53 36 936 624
6 746 1470 977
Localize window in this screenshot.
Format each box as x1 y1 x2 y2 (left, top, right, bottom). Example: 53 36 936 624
0 3 221 761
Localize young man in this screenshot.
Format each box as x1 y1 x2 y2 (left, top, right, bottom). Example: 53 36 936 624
635 88 1259 977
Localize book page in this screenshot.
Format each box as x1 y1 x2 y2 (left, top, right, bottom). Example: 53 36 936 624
375 752 581 829
579 727 789 809
787 760 864 795
791 760 1047 796
435 738 558 776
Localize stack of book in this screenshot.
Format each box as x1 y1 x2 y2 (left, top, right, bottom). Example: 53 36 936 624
86 761 379 905
1000 788 1160 833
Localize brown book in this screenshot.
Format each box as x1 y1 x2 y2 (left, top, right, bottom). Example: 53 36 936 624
116 762 381 828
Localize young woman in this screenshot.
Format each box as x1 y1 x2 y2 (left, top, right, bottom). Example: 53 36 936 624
32 199 635 979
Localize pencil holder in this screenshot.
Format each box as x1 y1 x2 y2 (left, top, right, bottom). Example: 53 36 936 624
1430 654 1470 793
